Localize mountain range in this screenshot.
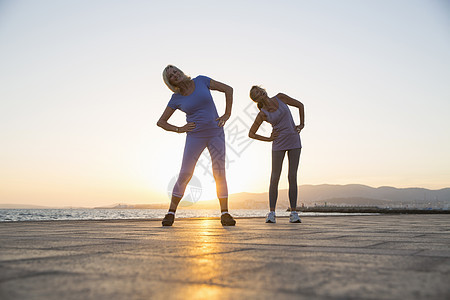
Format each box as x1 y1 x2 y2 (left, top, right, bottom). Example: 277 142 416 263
101 184 450 210
2 184 449 209
225 184 450 209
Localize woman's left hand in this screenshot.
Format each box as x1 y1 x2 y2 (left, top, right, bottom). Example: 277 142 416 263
296 124 304 133
216 114 230 127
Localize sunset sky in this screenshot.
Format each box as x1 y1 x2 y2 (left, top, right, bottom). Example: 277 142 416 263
1 0 449 207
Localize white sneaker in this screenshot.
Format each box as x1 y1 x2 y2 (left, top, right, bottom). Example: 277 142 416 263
265 211 276 223
289 211 301 223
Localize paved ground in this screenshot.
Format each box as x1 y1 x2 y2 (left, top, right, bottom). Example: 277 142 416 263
0 214 449 300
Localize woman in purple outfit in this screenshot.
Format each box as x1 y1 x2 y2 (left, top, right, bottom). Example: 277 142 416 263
157 65 236 227
248 86 305 223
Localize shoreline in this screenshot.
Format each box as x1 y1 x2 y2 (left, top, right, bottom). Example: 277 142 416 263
2 208 448 223
0 214 382 223
296 207 450 214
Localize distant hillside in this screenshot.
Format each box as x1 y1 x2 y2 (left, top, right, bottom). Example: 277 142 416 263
227 184 450 209
73 185 450 210
299 184 450 204
3 184 449 210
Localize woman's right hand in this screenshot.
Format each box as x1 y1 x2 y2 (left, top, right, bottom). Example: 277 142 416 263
179 122 196 133
269 130 279 141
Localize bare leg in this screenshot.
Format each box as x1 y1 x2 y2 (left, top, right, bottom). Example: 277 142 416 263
168 196 182 212
219 197 228 212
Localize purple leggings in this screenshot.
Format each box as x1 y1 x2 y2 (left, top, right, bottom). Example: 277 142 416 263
172 132 228 199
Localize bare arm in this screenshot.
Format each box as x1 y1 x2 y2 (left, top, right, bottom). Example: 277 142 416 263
277 93 305 132
156 106 195 133
210 79 233 127
248 111 278 142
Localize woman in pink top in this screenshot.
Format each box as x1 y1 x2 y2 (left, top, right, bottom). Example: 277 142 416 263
248 86 305 223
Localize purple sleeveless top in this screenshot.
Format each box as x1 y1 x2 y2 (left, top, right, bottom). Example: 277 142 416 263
261 97 302 151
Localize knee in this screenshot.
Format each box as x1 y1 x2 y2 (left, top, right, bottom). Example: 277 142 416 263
288 172 297 179
270 175 281 185
288 171 297 181
213 169 226 181
177 172 193 184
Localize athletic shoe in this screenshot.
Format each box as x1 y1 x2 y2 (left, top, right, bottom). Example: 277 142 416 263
289 211 301 223
265 211 276 223
221 213 236 226
162 213 175 226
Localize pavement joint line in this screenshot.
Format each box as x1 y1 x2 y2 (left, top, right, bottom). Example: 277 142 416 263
137 277 243 291
90 237 142 241
415 251 450 258
172 247 257 258
0 270 82 284
203 242 423 256
412 250 429 256
203 262 335 298
116 247 257 259
413 249 429 257
34 241 132 250
314 235 349 240
154 276 296 295
413 234 427 238
148 267 303 293
0 251 115 264
365 241 389 248
118 247 258 259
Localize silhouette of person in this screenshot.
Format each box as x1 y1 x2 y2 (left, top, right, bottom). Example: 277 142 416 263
248 86 304 223
157 65 236 226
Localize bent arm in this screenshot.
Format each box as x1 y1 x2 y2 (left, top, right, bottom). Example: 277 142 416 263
156 106 179 132
277 92 305 126
156 106 197 133
210 79 233 116
248 112 276 142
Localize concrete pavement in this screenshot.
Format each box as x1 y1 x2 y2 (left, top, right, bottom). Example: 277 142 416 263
0 214 449 299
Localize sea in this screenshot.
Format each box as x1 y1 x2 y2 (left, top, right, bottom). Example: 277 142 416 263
0 209 368 222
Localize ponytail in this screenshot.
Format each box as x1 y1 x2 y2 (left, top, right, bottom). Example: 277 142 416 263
250 85 266 110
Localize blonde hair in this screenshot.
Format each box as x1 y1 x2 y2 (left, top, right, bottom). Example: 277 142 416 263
162 65 190 94
249 85 265 109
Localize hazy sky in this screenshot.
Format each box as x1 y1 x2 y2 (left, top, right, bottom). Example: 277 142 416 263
1 0 449 207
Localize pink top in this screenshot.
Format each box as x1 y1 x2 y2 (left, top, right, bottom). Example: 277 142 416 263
261 97 302 151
